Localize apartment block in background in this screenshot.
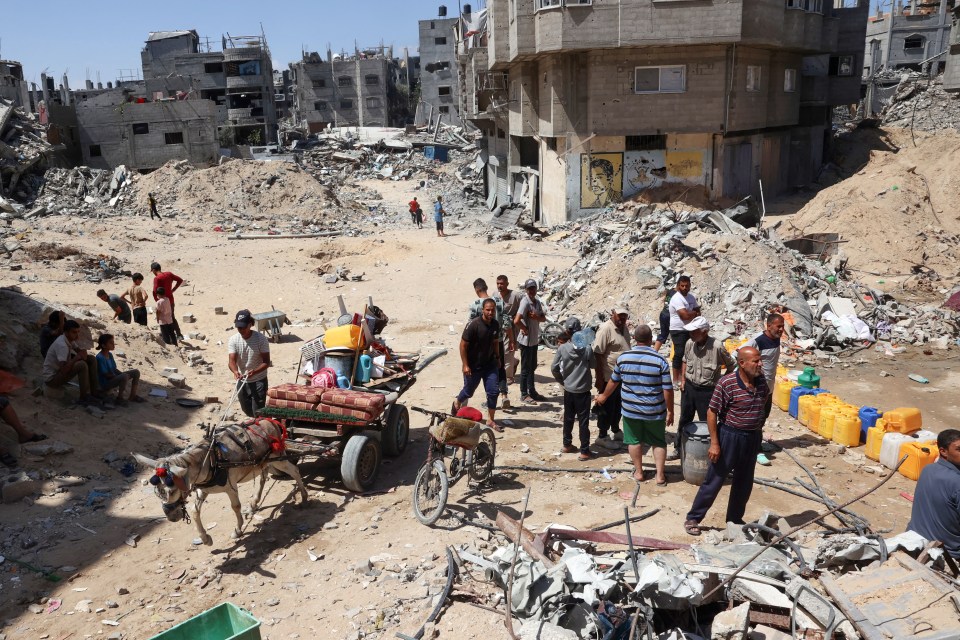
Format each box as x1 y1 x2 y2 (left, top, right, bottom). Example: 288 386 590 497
418 7 463 127
864 0 953 78
461 0 869 225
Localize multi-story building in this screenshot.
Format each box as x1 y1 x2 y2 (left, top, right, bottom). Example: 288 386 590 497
864 1 954 78
141 30 278 146
289 47 398 132
0 60 30 109
459 0 870 225
418 10 463 126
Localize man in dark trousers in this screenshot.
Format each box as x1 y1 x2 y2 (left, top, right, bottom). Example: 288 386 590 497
150 262 184 340
514 279 546 404
907 429 960 560
683 346 768 536
453 298 501 431
592 308 631 449
148 193 162 220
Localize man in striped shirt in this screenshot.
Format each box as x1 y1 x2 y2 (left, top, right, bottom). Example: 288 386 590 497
683 346 768 536
595 325 673 485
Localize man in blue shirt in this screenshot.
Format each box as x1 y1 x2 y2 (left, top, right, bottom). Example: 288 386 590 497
595 325 674 485
908 429 960 559
434 195 447 237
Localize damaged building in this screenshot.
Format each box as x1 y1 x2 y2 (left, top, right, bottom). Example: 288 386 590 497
863 0 954 78
418 7 464 127
289 46 401 132
0 60 30 110
461 0 870 225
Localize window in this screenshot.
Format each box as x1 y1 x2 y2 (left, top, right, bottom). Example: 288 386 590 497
366 97 381 108
340 99 353 109
803 0 823 11
435 37 447 45
439 106 450 114
784 68 797 92
537 0 561 9
164 131 184 145
633 65 686 94
438 86 452 96
132 123 149 135
904 35 925 51
204 62 223 73
365 74 379 85
566 0 592 5
785 0 802 7
314 100 328 111
829 55 854 77
497 128 506 139
746 65 762 92
89 145 102 157
313 79 326 88
625 134 666 151
430 21 435 29
338 76 351 87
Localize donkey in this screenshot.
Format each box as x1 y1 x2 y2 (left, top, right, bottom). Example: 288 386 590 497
133 418 308 546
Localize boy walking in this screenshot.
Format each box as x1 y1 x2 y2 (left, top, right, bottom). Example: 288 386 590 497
551 318 594 460
121 273 149 326
434 195 447 237
155 287 177 346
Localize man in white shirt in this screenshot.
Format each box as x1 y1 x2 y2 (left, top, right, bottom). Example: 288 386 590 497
668 275 701 387
42 320 102 405
228 309 271 417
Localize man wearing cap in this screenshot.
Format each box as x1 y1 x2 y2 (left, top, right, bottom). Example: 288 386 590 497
671 317 735 460
228 309 271 417
551 317 594 460
668 276 701 387
151 262 185 340
592 308 631 449
514 279 547 403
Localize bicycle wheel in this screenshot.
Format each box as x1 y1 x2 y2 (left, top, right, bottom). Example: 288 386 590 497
540 322 565 349
469 427 497 482
412 460 449 526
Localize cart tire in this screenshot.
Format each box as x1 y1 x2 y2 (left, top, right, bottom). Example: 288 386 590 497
341 434 381 492
469 427 497 482
412 460 449 526
540 322 566 349
382 404 410 457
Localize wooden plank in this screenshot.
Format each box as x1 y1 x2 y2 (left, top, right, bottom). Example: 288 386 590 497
495 511 555 569
818 574 887 640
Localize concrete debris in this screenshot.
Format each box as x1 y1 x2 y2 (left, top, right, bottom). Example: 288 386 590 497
879 73 960 133
0 99 51 210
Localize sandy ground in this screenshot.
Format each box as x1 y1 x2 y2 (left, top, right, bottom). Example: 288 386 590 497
0 168 956 640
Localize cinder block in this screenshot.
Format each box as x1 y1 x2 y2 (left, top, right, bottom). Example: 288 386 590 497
2 472 38 503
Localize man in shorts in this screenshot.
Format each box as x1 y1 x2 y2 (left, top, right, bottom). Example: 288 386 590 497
595 325 673 486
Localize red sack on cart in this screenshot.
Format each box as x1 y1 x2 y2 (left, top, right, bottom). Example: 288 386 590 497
310 367 337 389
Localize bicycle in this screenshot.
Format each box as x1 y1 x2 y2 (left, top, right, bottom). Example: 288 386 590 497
410 406 497 526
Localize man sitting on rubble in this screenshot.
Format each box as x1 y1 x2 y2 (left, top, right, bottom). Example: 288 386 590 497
907 429 960 559
42 320 102 406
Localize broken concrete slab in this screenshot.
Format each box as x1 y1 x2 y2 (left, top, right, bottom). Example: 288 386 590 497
710 602 749 640
2 471 38 503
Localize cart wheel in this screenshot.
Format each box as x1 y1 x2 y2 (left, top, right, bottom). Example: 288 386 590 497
341 434 381 492
382 404 410 457
412 460 449 526
540 322 565 349
469 427 497 482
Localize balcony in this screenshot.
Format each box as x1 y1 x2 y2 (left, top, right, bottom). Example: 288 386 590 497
223 47 263 62
226 75 265 90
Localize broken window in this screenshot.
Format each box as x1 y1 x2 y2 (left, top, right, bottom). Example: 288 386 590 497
439 106 450 114
497 127 506 139
633 65 686 94
132 123 149 135
164 132 184 145
803 0 822 11
237 61 261 76
567 0 592 5
314 101 328 111
366 97 381 108
746 65 762 92
537 0 561 9
625 134 666 151
784 68 797 92
313 79 327 88
365 74 379 85
438 86 452 96
204 62 223 73
904 35 925 51
435 37 448 45
829 55 854 77
338 76 351 87
785 0 802 8
341 99 353 109
89 145 102 157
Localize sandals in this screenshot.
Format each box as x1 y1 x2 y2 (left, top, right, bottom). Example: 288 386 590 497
684 520 702 536
488 422 504 433
21 433 48 444
0 452 18 467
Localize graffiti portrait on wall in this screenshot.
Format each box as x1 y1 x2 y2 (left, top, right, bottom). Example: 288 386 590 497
580 152 623 209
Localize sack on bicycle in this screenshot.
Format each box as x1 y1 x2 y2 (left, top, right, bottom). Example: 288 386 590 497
430 416 482 448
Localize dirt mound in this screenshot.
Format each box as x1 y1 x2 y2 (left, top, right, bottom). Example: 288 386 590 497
788 128 960 275
130 159 345 218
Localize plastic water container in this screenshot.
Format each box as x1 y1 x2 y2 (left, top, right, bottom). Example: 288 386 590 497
572 327 596 350
358 354 373 383
798 395 818 428
324 324 364 350
819 407 838 440
898 440 938 481
833 414 861 447
789 386 816 419
336 375 352 390
797 367 821 389
773 378 796 412
880 432 913 469
883 407 922 434
680 422 711 486
865 424 885 461
807 400 826 434
858 407 882 444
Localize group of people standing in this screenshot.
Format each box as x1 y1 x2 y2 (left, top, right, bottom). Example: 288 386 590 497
408 195 448 237
93 262 185 345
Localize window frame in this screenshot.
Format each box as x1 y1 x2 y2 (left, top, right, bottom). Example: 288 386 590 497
132 122 149 135
565 0 592 6
89 144 102 157
340 99 354 109
746 65 762 92
903 34 925 52
434 37 448 46
536 0 562 11
314 100 328 111
164 131 184 145
633 65 687 94
337 76 352 87
438 85 452 97
364 74 380 86
784 68 797 93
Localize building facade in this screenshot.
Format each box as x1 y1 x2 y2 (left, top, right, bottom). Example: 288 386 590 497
460 0 869 225
0 60 30 109
418 13 463 126
864 1 954 78
141 30 278 146
945 5 960 90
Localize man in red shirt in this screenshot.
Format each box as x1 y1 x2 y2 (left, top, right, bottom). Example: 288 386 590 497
151 262 185 340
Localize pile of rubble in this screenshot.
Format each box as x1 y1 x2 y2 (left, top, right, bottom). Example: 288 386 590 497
880 73 960 132
0 98 51 214
26 165 132 219
538 200 958 353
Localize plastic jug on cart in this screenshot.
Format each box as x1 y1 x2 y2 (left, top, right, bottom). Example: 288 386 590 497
898 440 938 481
882 407 922 434
797 367 821 389
879 432 912 469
